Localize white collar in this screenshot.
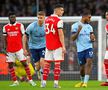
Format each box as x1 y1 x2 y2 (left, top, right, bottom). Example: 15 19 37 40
8 22 17 26
51 14 58 17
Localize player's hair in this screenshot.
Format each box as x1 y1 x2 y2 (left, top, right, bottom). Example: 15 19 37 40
54 4 64 9
37 11 45 16
106 11 108 14
8 11 15 16
82 10 91 17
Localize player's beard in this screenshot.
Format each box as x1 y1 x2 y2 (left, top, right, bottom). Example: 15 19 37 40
84 21 89 24
10 18 16 24
10 21 15 24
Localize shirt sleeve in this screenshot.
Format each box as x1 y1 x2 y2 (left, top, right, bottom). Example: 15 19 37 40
57 20 63 29
2 26 7 36
26 24 32 35
20 23 25 34
71 23 78 33
89 25 93 32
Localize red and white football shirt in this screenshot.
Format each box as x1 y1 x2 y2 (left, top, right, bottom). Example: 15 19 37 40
3 22 25 52
105 23 108 33
45 14 63 50
105 23 108 50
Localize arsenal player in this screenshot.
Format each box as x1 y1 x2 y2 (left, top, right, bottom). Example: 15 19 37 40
41 4 66 88
101 11 108 86
3 12 36 86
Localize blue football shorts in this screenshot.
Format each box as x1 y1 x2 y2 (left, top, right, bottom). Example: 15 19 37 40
30 47 45 63
77 48 93 65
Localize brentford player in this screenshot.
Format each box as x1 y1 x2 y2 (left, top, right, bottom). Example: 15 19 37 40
41 4 66 88
3 12 36 86
101 11 108 86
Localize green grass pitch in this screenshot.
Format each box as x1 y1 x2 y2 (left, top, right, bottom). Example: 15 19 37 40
0 80 108 90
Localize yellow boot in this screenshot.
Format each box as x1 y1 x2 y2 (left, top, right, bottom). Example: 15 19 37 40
82 83 87 88
74 82 83 87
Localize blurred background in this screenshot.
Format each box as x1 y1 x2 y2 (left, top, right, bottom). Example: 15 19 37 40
0 0 108 17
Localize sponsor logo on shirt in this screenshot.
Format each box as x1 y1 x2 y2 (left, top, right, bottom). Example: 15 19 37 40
7 31 19 36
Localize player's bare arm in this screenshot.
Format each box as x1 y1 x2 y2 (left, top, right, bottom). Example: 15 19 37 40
22 34 29 56
58 29 66 54
2 26 7 55
71 25 82 41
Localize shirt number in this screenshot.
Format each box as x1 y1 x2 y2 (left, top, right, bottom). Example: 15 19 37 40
45 23 55 34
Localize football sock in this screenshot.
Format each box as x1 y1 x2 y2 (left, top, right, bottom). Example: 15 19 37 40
54 62 61 81
104 59 108 78
43 62 50 80
25 65 32 80
84 75 89 83
54 80 58 85
9 67 17 81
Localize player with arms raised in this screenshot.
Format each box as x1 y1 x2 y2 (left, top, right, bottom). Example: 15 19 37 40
41 4 66 88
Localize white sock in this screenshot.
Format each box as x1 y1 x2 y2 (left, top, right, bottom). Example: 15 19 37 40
106 79 108 82
54 80 58 84
84 75 89 83
29 79 33 82
43 80 46 84
14 80 18 83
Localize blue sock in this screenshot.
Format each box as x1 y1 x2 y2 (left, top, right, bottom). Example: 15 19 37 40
84 75 89 83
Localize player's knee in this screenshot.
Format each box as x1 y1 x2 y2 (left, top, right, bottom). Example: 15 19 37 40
35 62 40 71
86 59 92 66
35 66 40 71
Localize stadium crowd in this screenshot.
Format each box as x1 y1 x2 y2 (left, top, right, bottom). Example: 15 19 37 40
0 0 108 17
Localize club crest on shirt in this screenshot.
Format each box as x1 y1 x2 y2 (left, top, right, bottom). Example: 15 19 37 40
7 29 10 31
15 27 18 30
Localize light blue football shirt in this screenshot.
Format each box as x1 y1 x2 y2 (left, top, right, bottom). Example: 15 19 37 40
71 21 93 52
26 21 46 49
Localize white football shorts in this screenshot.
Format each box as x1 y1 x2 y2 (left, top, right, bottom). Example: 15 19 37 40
6 49 26 62
45 47 64 62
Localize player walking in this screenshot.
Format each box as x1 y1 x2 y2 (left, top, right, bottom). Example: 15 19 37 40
71 11 95 88
23 11 45 84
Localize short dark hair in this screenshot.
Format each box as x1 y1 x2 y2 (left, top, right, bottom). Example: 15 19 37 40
54 4 64 9
106 11 108 14
37 11 45 16
8 12 15 16
82 11 91 16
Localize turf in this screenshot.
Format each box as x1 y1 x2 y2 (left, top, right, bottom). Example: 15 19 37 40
0 80 108 90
